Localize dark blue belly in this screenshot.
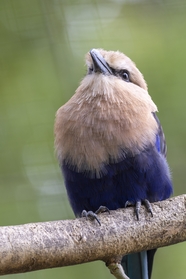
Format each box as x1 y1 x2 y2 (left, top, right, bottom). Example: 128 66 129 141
62 146 173 217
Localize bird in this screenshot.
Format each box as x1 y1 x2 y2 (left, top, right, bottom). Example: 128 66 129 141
54 48 173 279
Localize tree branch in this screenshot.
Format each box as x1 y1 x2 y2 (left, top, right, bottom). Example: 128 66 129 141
0 195 186 276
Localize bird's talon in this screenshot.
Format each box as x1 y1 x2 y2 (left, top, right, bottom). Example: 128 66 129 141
81 209 102 225
143 199 153 217
125 200 153 220
81 210 87 218
95 205 110 215
93 214 101 226
81 205 110 225
135 201 141 221
125 201 133 208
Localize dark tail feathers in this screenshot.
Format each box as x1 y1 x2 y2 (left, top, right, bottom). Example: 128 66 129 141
121 249 157 279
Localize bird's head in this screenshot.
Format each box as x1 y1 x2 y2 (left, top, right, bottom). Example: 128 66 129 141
85 48 147 91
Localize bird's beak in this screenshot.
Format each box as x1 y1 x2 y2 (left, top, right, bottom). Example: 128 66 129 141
90 49 113 75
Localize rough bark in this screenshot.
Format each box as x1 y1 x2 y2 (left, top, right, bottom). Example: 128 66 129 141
0 195 185 275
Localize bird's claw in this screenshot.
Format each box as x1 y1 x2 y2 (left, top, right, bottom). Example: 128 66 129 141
143 199 153 217
125 199 153 220
81 210 101 225
81 205 110 225
95 205 110 215
135 200 141 221
124 201 133 207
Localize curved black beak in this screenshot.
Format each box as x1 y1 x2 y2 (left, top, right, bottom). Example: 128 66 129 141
90 49 112 75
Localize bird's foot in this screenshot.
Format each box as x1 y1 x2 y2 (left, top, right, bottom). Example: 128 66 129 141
81 206 110 225
125 199 153 221
143 199 153 217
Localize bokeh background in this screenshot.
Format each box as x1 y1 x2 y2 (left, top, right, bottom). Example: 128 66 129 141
0 0 186 278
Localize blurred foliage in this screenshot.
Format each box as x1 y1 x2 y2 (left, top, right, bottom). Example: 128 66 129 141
0 0 186 278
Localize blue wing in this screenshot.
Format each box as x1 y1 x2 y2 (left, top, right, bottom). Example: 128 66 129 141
153 112 167 157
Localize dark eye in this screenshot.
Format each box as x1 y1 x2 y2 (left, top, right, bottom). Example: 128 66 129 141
88 67 93 74
120 70 130 82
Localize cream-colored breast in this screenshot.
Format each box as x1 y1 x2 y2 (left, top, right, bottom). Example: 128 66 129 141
54 74 158 176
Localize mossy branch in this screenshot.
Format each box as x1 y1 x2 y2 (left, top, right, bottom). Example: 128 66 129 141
0 195 185 276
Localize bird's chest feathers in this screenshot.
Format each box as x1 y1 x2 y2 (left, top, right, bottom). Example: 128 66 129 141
55 76 158 174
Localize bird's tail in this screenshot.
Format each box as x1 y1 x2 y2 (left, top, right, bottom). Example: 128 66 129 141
121 250 156 279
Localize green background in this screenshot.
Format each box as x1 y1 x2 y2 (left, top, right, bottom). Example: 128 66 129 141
0 0 186 278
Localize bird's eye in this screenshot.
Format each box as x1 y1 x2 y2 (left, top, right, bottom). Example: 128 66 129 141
120 70 130 82
88 67 93 74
